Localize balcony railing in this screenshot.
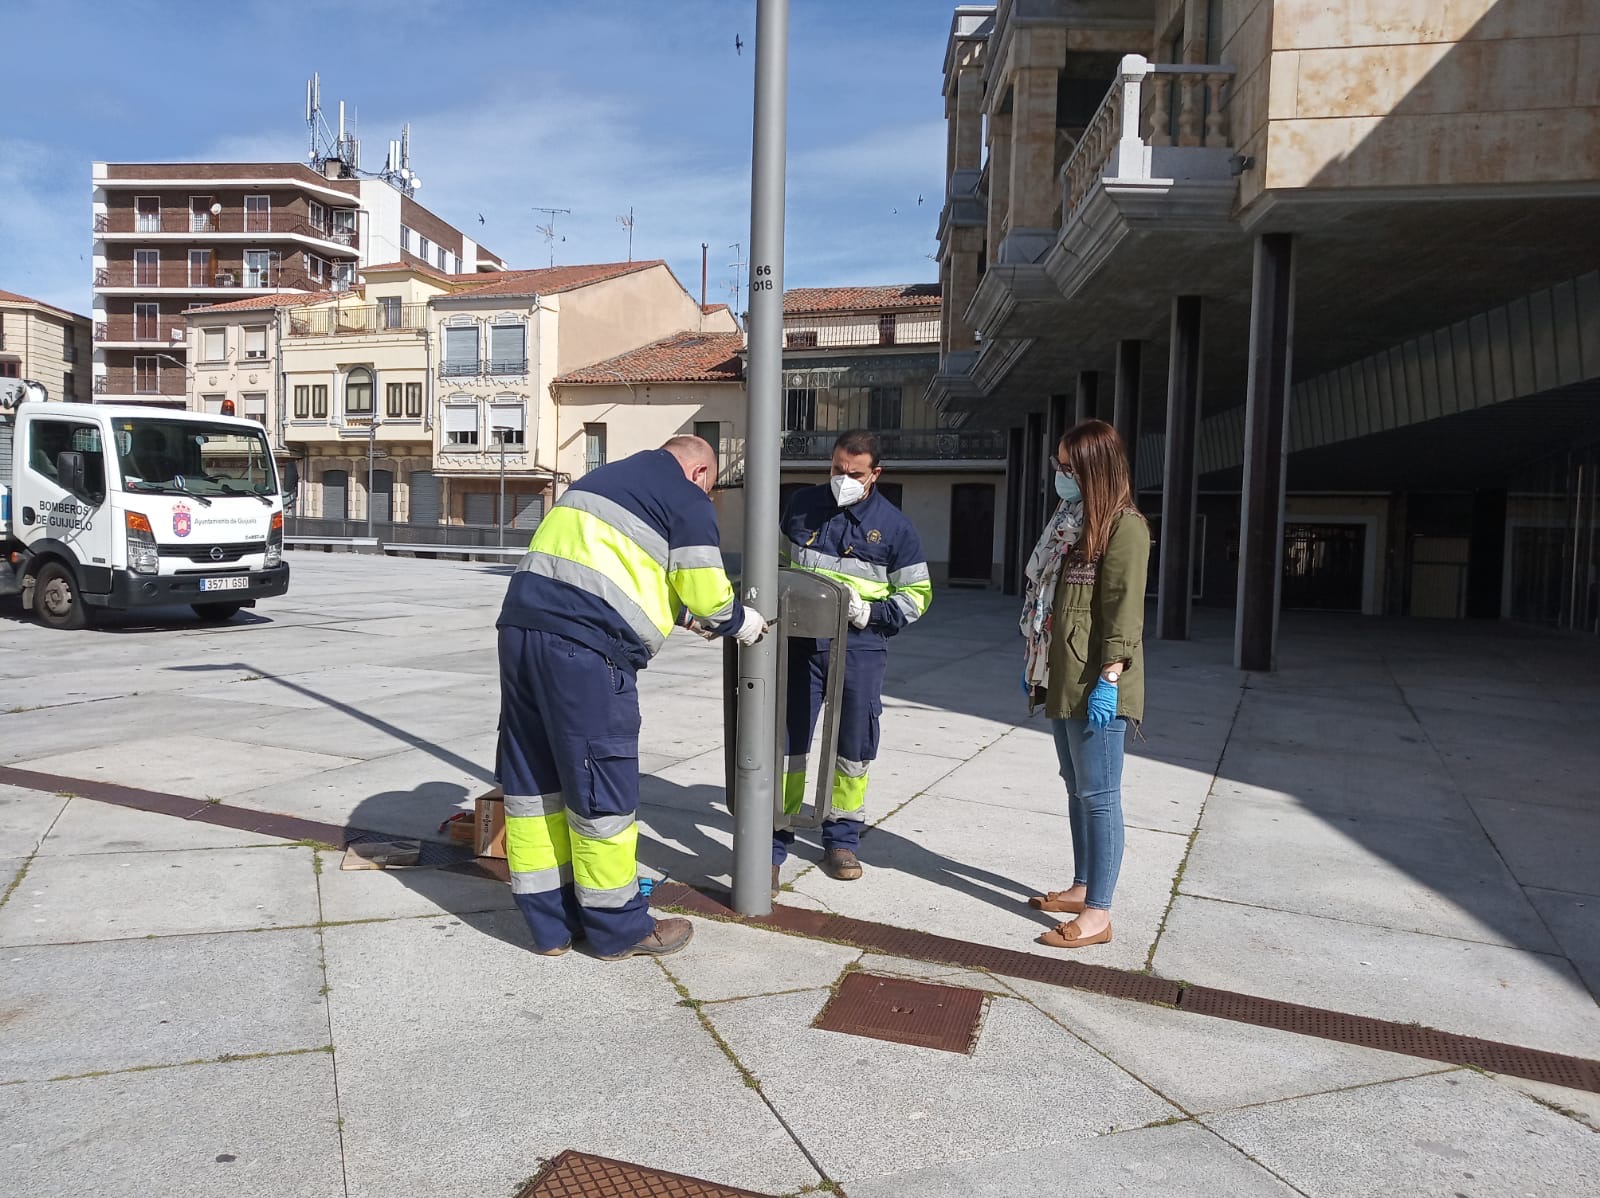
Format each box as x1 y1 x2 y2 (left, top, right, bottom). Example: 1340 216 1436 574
96 211 359 249
1059 55 1235 221
780 428 1006 461
441 359 481 378
95 261 323 293
286 304 430 337
783 320 939 351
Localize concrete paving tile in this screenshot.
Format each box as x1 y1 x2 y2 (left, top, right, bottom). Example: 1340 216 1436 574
0 846 319 945
0 928 325 1081
15 733 359 800
316 859 517 923
844 1121 1299 1197
1487 1073 1600 1132
790 793 1189 973
1006 977 1449 1115
0 856 23 896
1 695 300 765
703 990 1178 1184
322 911 820 1198
875 702 1015 760
213 688 498 761
664 914 859 1003
1213 740 1468 822
1152 896 1600 1057
0 786 67 856
186 663 491 711
1182 788 1556 950
0 1053 345 1198
35 797 288 856
1468 795 1600 896
223 736 498 839
1205 1070 1600 1198
1525 886 1600 999
854 952 1008 993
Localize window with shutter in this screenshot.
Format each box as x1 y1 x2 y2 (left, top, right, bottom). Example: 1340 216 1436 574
386 382 404 417
244 327 267 360
443 325 479 376
490 401 525 446
294 385 310 418
312 384 329 418
444 404 479 447
490 323 526 374
202 329 226 362
405 382 423 417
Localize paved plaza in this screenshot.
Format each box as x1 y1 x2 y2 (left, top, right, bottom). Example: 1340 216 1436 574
1 553 1597 1196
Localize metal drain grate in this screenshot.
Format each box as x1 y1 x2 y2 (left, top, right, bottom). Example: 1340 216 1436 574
814 971 987 1054
516 1149 777 1197
1180 986 1600 1092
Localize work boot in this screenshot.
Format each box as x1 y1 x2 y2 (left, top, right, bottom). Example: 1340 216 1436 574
822 847 863 881
596 917 694 961
771 863 781 900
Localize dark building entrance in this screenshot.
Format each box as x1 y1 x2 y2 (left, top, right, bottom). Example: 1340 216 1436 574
949 482 996 583
1282 523 1365 611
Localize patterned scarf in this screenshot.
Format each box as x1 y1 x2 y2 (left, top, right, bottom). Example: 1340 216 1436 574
1020 498 1084 704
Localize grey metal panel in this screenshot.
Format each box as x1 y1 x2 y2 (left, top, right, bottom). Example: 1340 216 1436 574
369 468 393 524
1385 348 1412 428
1468 313 1498 410
1431 329 1460 417
1373 352 1396 434
512 494 544 530
1484 305 1516 404
463 492 495 527
1451 320 1479 412
408 470 440 524
1287 386 1310 452
1346 365 1371 439
1525 287 1560 395
1572 271 1600 380
322 469 347 520
0 423 12 485
1504 295 1535 400
1401 340 1430 424
1320 375 1343 446
1548 278 1583 388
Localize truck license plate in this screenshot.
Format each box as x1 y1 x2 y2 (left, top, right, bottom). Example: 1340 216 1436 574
199 576 249 592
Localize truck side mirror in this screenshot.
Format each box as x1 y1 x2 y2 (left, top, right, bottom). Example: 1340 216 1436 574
56 451 88 497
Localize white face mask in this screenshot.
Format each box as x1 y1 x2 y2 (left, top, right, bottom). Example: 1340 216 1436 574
830 474 867 507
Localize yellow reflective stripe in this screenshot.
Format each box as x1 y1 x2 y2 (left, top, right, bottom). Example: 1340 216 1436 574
570 821 640 891
831 769 868 814
505 811 570 873
891 579 933 619
529 505 675 637
669 565 737 622
782 770 807 815
794 564 892 602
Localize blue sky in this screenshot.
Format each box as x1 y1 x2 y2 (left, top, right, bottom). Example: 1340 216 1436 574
1 0 953 316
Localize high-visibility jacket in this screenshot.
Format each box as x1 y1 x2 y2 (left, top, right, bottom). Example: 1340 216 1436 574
498 449 740 670
780 483 932 647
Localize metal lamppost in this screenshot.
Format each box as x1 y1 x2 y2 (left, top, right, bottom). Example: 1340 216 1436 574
366 413 380 537
730 0 788 915
497 427 507 548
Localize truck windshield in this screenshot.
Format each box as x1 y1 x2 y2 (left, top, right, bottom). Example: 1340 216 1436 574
111 419 279 498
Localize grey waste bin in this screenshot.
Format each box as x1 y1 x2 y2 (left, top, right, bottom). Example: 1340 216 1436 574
722 567 851 830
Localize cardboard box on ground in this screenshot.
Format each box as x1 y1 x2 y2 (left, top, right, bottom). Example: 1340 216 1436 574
476 787 507 859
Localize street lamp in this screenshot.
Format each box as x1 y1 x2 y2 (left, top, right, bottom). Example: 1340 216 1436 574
489 410 518 547
366 413 381 537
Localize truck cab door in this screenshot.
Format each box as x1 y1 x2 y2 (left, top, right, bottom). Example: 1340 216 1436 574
20 415 113 568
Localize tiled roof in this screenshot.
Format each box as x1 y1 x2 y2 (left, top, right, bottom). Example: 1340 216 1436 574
702 303 730 314
443 260 664 300
185 289 347 314
362 258 455 283
555 331 746 385
0 288 85 321
783 283 941 315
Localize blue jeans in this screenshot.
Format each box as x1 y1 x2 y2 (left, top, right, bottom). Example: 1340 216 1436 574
1050 717 1127 911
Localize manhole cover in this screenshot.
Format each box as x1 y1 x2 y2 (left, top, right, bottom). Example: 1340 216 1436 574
515 1150 776 1197
814 971 986 1054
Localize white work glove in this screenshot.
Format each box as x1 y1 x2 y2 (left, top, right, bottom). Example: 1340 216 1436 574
847 592 872 630
732 605 770 646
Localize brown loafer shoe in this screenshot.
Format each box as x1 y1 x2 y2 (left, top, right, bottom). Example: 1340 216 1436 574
1038 919 1112 949
1028 890 1086 914
533 941 571 957
597 917 694 961
771 863 781 899
822 847 863 880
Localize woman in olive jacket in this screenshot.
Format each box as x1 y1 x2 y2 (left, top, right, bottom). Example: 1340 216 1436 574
1019 419 1149 949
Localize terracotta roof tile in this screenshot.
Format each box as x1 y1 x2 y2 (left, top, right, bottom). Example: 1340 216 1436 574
185 288 348 314
783 283 941 315
0 288 86 321
362 257 455 283
555 331 746 385
443 260 663 300
701 303 730 314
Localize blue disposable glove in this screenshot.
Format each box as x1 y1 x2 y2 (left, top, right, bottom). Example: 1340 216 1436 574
1087 677 1119 730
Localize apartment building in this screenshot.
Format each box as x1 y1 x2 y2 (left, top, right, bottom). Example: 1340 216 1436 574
91 161 505 406
0 290 91 402
779 285 1008 586
188 259 736 529
931 0 1600 659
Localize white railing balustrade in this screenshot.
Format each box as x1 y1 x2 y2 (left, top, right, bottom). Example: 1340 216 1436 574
1058 55 1235 221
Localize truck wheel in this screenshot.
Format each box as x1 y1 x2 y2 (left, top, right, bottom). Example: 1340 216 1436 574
33 562 90 631
192 602 244 622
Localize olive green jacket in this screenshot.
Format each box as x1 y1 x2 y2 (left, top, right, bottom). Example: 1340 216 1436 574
1044 509 1150 722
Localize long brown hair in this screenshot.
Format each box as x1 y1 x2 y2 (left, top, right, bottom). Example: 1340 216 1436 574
1060 419 1140 562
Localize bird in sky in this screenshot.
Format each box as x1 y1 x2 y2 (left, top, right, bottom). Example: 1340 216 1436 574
735 34 743 55
477 214 485 224
917 195 925 206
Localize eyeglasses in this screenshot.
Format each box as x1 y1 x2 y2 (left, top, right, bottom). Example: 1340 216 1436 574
1047 455 1072 477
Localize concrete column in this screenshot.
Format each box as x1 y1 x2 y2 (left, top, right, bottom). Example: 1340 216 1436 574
985 113 1012 267
1003 65 1058 263
1003 425 1025 595
1158 296 1204 641
1022 409 1046 564
1234 234 1296 671
1048 392 1071 446
1467 489 1508 619
953 68 984 171
948 227 982 352
1074 371 1099 425
1113 339 1142 479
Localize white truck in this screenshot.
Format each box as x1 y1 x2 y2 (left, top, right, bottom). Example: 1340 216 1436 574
0 379 289 629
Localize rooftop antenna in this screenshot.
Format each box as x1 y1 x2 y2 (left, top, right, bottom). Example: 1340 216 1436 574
533 206 571 268
727 242 747 321
616 206 635 263
305 75 419 193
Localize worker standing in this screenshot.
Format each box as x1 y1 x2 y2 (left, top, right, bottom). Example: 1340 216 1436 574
774 430 932 892
497 435 767 959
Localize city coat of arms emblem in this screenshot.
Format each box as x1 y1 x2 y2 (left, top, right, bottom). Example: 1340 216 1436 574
172 501 193 538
